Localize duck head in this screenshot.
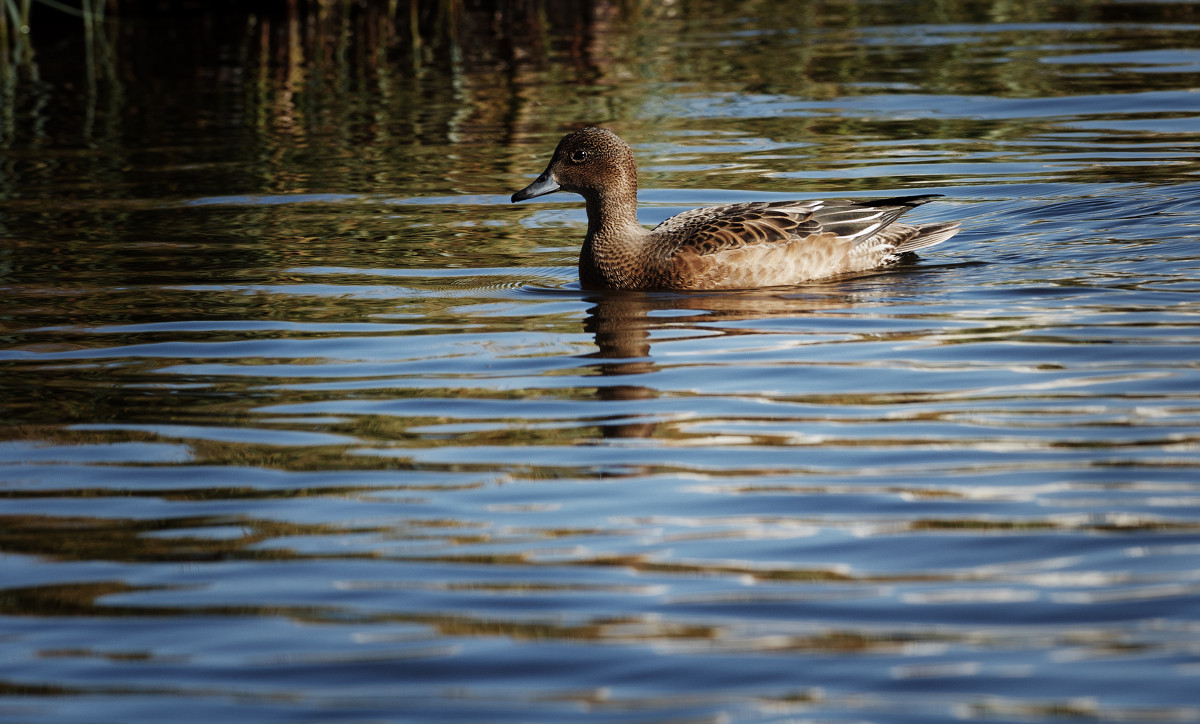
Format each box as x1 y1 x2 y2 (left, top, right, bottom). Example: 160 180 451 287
511 127 637 204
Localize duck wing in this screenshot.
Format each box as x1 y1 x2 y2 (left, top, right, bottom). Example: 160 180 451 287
656 194 948 257
656 195 958 290
806 195 958 254
653 200 825 256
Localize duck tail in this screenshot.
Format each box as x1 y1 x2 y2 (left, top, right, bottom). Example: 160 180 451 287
872 194 944 208
895 221 961 254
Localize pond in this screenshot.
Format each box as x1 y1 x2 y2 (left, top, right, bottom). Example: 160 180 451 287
2 1 1200 721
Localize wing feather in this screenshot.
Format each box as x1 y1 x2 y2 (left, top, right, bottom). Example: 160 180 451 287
652 200 823 256
656 195 955 264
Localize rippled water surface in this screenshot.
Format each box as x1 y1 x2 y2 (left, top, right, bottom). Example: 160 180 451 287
3 2 1200 722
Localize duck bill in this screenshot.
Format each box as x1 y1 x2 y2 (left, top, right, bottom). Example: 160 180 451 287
511 171 560 203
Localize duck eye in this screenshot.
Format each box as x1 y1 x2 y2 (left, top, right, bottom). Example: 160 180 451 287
570 149 589 163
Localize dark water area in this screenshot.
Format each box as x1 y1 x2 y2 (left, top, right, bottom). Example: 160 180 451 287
3 1 1200 722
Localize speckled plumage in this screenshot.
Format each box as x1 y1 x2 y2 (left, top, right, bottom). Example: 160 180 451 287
511 127 961 291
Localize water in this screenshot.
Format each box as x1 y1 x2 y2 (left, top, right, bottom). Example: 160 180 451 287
3 2 1200 722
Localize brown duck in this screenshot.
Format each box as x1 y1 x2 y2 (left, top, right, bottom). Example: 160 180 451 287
511 127 961 291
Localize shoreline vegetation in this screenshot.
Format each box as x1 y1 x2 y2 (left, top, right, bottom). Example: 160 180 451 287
1 0 608 148
1 0 1195 190
7 0 1174 85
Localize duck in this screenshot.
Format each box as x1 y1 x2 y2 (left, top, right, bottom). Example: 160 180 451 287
511 127 961 291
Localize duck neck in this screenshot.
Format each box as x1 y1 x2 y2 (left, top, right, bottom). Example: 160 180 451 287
580 187 649 290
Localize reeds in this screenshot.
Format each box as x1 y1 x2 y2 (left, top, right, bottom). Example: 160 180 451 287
2 0 37 71
2 0 113 75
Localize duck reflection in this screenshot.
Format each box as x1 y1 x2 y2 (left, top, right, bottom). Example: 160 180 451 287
578 284 879 439
580 292 659 439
